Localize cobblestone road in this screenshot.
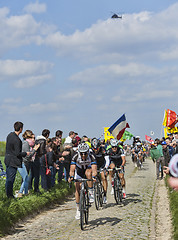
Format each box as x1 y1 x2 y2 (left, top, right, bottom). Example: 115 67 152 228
1 157 167 240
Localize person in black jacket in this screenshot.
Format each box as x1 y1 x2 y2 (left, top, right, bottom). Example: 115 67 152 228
4 122 30 198
28 129 50 193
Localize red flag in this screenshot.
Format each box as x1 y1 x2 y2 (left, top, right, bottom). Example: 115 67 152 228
145 135 154 143
167 109 178 128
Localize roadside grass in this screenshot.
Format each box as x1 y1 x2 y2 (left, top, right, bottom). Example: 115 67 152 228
0 156 74 237
165 177 178 240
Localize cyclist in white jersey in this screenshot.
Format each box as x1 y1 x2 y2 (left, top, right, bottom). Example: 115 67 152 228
69 142 97 219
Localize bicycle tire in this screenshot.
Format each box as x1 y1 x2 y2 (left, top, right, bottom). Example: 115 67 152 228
85 189 89 224
114 177 119 204
118 179 123 202
99 182 104 207
94 182 100 210
80 189 85 230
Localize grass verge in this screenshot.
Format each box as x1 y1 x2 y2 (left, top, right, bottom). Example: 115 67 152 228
165 177 178 240
0 156 75 237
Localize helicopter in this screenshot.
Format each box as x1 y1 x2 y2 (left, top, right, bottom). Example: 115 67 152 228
111 12 122 19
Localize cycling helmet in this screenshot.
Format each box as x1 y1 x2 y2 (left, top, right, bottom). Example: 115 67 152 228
91 138 100 149
78 142 89 153
110 138 119 147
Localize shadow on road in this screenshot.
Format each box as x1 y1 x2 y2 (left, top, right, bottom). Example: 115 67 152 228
86 216 122 230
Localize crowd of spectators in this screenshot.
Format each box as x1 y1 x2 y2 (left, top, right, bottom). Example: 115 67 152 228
4 121 86 198
150 132 178 190
3 121 178 198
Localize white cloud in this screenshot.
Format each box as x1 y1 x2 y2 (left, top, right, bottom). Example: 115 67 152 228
0 60 53 88
3 98 22 104
60 90 84 100
44 3 178 64
15 74 52 88
23 2 46 14
69 63 161 84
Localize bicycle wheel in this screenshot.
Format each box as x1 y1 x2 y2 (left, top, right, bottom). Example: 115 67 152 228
85 189 89 224
114 176 119 204
94 182 100 210
80 189 85 230
99 182 104 207
118 179 123 203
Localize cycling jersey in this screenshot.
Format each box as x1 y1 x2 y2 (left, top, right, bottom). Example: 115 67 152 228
93 146 110 170
107 147 125 167
71 150 96 178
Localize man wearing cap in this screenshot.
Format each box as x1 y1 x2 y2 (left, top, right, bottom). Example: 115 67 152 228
161 141 170 167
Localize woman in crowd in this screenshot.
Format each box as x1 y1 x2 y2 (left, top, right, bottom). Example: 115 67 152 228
17 130 40 198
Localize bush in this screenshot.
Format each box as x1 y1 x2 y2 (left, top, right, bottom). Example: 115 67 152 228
0 142 6 156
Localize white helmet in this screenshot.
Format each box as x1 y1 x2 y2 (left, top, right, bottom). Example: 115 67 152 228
78 142 89 153
110 138 119 147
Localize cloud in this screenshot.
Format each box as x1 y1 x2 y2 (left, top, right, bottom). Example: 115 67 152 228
15 74 52 88
69 63 161 84
0 8 56 55
3 98 22 104
44 3 178 64
59 90 84 100
0 60 53 88
23 2 46 14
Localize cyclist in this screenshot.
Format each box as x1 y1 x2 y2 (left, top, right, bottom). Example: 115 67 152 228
69 142 97 219
107 138 126 198
91 138 110 204
133 142 144 168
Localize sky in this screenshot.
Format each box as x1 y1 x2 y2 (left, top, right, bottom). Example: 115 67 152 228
0 0 178 141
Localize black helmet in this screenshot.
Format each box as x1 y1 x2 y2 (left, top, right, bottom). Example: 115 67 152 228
91 138 100 149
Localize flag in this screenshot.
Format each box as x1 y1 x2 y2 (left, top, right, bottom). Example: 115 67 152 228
162 109 167 127
145 135 154 143
121 130 133 141
167 109 178 128
108 114 130 140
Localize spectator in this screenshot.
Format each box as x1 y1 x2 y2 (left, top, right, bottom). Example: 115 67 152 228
165 137 174 158
172 140 178 155
40 142 59 191
63 131 75 181
161 141 170 167
150 142 164 180
16 130 40 198
4 122 30 198
55 130 63 139
28 129 50 193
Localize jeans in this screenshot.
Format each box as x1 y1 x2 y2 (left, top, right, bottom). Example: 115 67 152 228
18 162 28 195
40 166 51 190
63 162 70 182
28 158 40 192
5 165 17 198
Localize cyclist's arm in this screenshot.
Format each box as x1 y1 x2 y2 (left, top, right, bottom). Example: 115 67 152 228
104 155 110 169
121 155 126 167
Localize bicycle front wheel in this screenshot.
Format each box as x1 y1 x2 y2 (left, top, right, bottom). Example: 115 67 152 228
94 182 100 210
80 189 85 230
114 177 119 204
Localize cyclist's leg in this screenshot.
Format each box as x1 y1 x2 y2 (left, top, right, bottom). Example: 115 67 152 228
109 162 115 194
85 168 94 203
100 171 107 194
119 172 126 198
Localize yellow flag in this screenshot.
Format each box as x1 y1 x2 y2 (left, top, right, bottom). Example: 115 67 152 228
162 109 167 126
